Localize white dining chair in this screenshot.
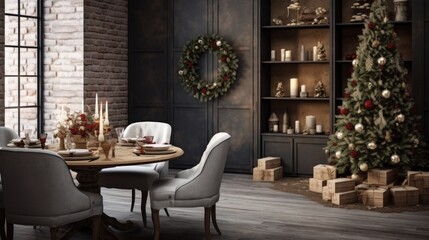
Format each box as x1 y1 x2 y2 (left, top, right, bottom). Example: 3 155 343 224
98 121 172 227
150 132 231 240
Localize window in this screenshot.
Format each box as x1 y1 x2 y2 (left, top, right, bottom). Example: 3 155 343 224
4 0 42 136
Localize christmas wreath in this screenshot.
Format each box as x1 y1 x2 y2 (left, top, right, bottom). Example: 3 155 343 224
178 34 239 102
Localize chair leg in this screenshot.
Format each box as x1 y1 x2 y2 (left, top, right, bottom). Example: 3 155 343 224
6 222 13 240
92 215 101 240
141 190 148 227
163 208 170 217
0 208 6 240
204 207 211 240
151 209 160 240
50 227 58 240
211 205 221 235
130 189 136 212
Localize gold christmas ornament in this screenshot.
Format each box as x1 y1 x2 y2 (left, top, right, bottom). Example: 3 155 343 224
351 173 360 180
377 57 386 65
336 131 344 139
348 143 355 150
372 39 380 48
352 59 359 67
396 114 405 123
359 163 369 172
367 141 377 150
335 151 342 158
355 123 364 133
382 89 391 98
391 154 400 164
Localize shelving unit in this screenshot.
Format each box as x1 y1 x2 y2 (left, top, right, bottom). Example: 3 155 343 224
259 0 417 176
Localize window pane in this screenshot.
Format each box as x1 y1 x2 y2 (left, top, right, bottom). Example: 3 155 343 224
20 107 38 137
5 77 18 107
21 77 38 106
20 48 38 75
5 47 18 75
21 0 38 16
5 0 18 14
21 17 38 47
4 108 19 133
5 16 18 46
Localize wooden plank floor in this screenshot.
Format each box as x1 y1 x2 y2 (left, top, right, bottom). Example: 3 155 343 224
11 172 429 239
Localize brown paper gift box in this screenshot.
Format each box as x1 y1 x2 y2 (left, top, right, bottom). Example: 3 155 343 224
253 166 283 181
390 186 419 207
367 168 398 185
327 178 355 193
362 188 389 207
309 178 327 193
313 164 336 180
407 171 429 188
322 186 332 201
257 157 281 170
332 190 357 205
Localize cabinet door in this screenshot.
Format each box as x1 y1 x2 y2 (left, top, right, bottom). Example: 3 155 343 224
262 135 293 175
294 136 328 175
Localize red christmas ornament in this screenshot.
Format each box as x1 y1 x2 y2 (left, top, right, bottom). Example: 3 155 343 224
332 142 337 146
345 122 354 130
201 87 207 95
344 92 351 99
351 80 357 87
351 53 357 59
364 99 374 110
368 22 376 30
350 150 358 158
340 107 349 115
387 42 396 50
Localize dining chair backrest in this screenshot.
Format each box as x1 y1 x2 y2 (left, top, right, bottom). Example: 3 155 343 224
0 147 101 226
175 132 231 200
0 127 19 147
123 122 172 144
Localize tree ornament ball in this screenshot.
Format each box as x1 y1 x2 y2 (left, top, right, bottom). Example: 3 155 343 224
355 123 364 133
335 151 342 158
178 70 184 75
414 138 420 145
367 142 377 150
364 99 374 110
359 163 369 172
216 40 222 46
377 57 387 66
325 149 329 154
352 59 359 67
391 154 400 164
351 173 360 180
348 143 355 150
396 114 405 123
368 83 373 89
336 131 344 140
382 89 391 99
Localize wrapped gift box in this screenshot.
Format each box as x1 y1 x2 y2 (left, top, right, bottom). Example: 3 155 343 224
309 178 327 193
367 168 398 185
322 186 332 201
257 157 281 170
362 188 389 207
332 190 357 205
253 166 283 181
313 164 336 180
327 178 355 193
407 171 429 188
390 186 419 207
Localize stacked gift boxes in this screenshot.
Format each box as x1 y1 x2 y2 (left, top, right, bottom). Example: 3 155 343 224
361 186 390 208
407 171 429 204
390 186 419 207
327 178 357 205
309 164 336 193
253 157 283 181
358 168 399 207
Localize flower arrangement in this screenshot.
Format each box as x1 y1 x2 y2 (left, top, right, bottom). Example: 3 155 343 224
55 106 98 139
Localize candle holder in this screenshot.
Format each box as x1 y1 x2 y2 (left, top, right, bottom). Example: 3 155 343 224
300 92 308 98
100 141 112 160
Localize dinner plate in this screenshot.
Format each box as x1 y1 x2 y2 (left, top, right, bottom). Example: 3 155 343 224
58 149 93 157
133 149 176 155
122 138 137 143
142 144 172 151
12 138 39 144
63 155 99 161
6 142 49 148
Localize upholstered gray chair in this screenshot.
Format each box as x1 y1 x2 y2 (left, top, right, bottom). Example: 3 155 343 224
150 132 231 240
0 148 103 240
98 121 172 227
0 127 19 239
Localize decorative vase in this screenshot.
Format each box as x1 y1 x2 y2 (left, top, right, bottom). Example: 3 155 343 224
100 141 111 160
72 135 87 149
59 137 66 150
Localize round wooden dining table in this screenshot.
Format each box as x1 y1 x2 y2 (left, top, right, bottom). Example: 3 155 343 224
63 145 184 239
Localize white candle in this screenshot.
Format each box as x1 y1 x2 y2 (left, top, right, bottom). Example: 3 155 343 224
295 120 300 134
98 103 104 142
104 101 109 126
81 99 84 113
281 49 285 61
300 45 305 61
313 46 318 61
94 93 99 118
282 124 287 133
271 50 276 61
273 125 279 133
283 112 288 127
306 115 316 130
287 129 294 134
290 78 298 97
301 85 306 93
285 50 291 61
316 124 323 133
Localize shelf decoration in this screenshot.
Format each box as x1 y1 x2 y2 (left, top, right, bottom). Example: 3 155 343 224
314 80 328 98
178 34 239 102
350 0 370 22
286 0 304 26
393 0 408 21
290 78 299 97
325 0 426 175
275 82 286 97
316 41 327 61
269 113 279 133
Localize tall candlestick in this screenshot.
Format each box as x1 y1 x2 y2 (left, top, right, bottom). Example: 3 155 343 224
300 44 305 61
271 50 276 61
285 50 292 61
290 78 298 97
313 46 317 61
281 49 285 61
98 103 104 142
104 101 109 126
301 85 306 93
295 120 300 134
94 93 99 118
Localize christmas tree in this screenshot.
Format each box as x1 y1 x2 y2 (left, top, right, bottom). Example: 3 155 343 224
325 0 426 175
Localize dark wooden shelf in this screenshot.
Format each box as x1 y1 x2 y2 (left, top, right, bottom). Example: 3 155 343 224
335 59 412 63
262 24 329 30
335 20 412 27
261 132 329 138
262 61 329 64
262 97 329 101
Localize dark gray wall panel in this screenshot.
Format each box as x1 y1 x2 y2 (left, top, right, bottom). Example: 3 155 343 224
218 0 253 47
131 107 165 123
295 137 328 175
131 53 166 106
170 107 208 168
218 108 252 172
262 136 294 175
173 0 208 48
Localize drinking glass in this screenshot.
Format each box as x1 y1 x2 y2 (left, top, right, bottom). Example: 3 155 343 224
66 134 73 152
40 133 47 149
24 128 33 139
115 127 124 142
